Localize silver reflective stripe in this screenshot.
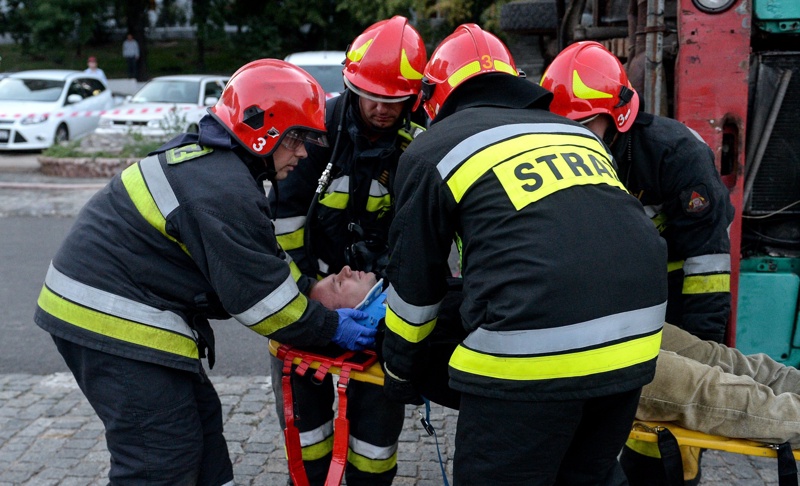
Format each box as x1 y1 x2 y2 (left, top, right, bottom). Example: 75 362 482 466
220 481 234 486
385 285 440 324
300 420 333 447
643 204 663 219
45 263 195 339
317 259 330 274
274 215 305 235
349 435 397 460
463 301 666 355
233 274 300 326
369 179 388 197
436 123 601 180
139 155 180 218
327 175 349 194
684 254 731 275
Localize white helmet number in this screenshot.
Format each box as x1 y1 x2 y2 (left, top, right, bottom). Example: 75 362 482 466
252 137 267 152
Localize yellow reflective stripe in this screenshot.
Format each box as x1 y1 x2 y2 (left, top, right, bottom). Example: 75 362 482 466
683 274 730 295
276 228 304 251
121 163 190 255
38 285 198 359
447 133 623 204
450 330 661 380
288 260 303 282
667 260 684 273
347 39 372 62
494 59 517 75
573 70 614 100
400 49 423 80
248 293 309 336
348 449 397 474
301 436 334 461
625 438 662 458
449 61 482 88
366 194 391 213
319 192 349 209
385 306 436 343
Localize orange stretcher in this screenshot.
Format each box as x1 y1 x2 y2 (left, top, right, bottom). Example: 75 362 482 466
269 340 799 485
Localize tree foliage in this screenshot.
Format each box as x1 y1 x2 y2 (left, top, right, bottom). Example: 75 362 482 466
0 0 512 75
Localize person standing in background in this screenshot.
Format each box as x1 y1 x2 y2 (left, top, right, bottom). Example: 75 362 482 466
84 56 107 83
122 33 140 79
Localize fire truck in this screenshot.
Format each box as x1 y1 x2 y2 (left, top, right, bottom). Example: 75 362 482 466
502 0 800 366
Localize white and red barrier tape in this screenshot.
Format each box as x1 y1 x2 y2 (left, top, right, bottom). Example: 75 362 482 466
0 105 203 120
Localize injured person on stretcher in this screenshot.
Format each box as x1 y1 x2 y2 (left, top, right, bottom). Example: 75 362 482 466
310 265 800 449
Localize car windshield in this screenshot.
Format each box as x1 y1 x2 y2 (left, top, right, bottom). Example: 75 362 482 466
299 65 344 94
0 78 65 102
131 80 200 104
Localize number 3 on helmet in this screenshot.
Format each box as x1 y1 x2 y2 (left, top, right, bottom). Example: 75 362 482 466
209 59 329 157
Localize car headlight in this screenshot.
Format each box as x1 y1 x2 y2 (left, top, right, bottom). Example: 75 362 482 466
20 113 49 125
147 119 163 128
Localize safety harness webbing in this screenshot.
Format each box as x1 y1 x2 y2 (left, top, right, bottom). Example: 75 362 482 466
276 344 378 486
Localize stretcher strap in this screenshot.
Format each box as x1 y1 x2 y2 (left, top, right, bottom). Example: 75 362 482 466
778 443 799 486
325 368 351 486
655 428 683 486
276 344 378 486
280 348 310 486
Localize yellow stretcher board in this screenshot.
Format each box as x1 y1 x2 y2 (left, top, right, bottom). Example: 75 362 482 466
269 340 799 460
630 421 800 460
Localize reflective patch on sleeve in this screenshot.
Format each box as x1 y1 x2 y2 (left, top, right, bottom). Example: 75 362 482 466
165 144 213 164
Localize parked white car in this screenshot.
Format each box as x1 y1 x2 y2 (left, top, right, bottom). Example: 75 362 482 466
95 74 228 138
284 51 345 98
0 70 114 150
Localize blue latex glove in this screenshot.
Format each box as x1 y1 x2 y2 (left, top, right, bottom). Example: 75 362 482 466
333 308 377 350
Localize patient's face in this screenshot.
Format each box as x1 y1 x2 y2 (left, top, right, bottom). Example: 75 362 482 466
310 266 378 309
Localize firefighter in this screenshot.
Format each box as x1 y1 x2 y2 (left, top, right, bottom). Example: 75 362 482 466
33 59 376 485
540 41 736 486
381 24 668 485
266 16 427 486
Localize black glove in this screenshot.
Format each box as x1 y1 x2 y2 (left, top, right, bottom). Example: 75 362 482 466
382 364 424 405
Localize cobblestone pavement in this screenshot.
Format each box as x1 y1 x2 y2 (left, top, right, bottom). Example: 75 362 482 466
0 158 796 485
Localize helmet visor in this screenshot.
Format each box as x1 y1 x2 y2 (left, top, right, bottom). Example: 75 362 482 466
343 77 411 103
282 128 329 150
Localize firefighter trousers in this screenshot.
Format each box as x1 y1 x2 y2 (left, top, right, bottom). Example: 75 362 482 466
52 336 234 486
269 353 405 486
452 388 641 485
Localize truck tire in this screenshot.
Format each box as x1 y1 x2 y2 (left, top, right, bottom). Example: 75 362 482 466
500 0 559 34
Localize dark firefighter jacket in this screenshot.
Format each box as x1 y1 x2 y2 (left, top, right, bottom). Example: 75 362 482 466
612 112 734 343
34 115 339 373
268 94 423 281
383 74 668 401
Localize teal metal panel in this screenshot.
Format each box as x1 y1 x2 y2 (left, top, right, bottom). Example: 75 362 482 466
736 258 799 362
754 0 800 33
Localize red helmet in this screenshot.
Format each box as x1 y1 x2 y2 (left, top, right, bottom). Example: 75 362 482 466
343 16 427 102
209 59 328 157
540 41 640 132
417 24 520 120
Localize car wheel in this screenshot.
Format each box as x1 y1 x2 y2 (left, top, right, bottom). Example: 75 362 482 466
186 123 199 134
54 124 69 145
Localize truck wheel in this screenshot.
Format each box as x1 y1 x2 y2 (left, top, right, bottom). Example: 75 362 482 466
500 0 559 34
